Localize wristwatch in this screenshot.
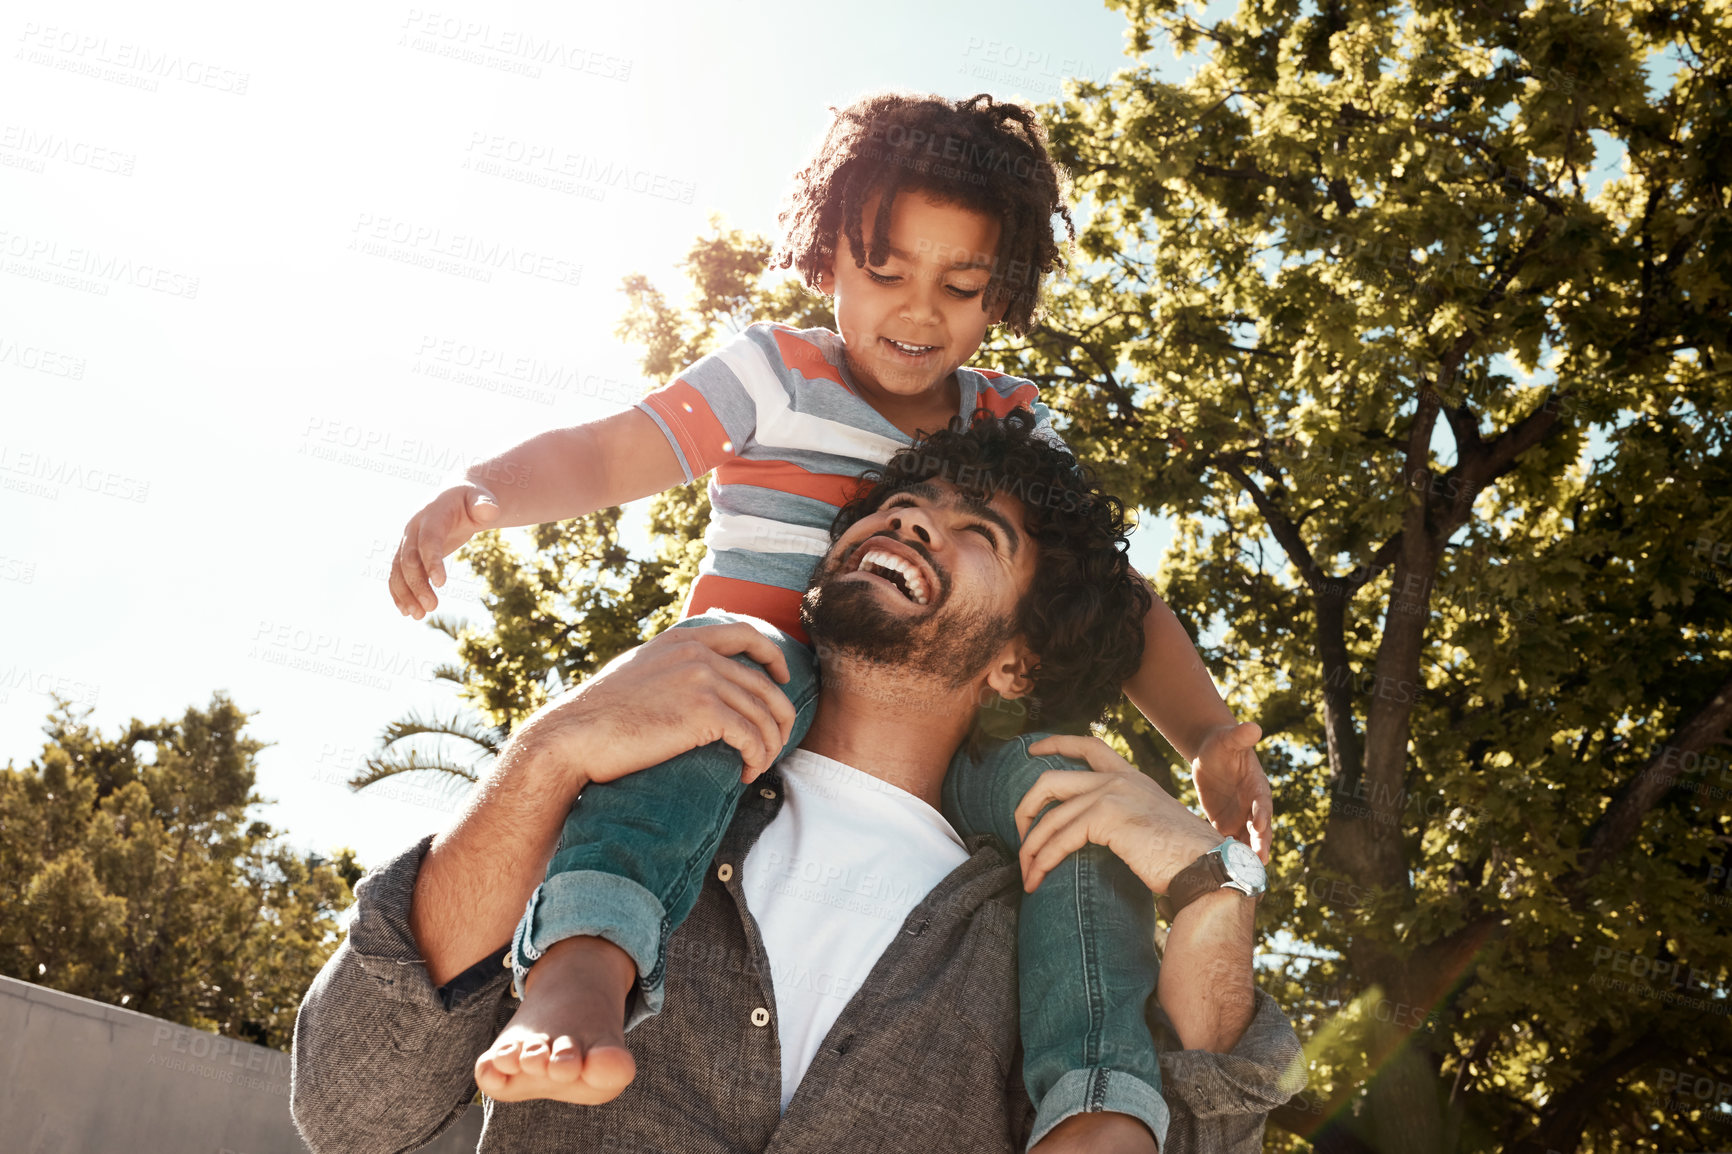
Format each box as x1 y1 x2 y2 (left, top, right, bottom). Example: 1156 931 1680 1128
1157 838 1267 921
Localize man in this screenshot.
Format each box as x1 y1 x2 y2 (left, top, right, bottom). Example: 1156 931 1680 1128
291 413 1303 1153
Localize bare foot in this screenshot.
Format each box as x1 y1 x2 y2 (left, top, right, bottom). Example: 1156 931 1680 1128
1030 1110 1160 1154
474 935 638 1104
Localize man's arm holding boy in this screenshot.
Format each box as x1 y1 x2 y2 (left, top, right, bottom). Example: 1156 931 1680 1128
1016 734 1304 1154
289 623 797 1153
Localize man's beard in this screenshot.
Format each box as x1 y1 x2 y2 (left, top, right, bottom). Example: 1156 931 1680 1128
799 547 1017 689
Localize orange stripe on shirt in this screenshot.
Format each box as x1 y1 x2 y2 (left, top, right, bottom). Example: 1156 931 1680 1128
683 574 809 644
773 327 851 392
715 458 862 507
972 381 1039 418
641 380 738 477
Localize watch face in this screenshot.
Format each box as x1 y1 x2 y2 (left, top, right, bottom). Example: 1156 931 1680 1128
1223 841 1266 889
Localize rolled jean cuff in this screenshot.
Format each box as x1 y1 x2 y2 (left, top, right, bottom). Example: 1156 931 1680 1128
510 870 668 1031
1026 1067 1170 1152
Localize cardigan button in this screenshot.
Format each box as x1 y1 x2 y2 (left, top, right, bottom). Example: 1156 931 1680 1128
750 1007 771 1028
717 863 734 883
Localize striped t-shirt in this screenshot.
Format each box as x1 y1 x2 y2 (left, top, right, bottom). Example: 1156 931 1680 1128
636 323 1057 642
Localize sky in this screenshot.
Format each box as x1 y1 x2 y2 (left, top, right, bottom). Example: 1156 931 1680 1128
1 0 1183 867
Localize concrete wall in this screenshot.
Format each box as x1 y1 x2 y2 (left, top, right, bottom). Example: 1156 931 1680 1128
0 975 485 1154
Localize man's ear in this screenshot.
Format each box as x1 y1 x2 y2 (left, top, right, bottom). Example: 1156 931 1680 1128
984 637 1036 701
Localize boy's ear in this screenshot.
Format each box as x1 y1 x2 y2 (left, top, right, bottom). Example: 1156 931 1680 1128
983 289 1009 325
984 637 1036 701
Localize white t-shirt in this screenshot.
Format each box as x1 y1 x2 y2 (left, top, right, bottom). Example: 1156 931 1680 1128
739 748 970 1112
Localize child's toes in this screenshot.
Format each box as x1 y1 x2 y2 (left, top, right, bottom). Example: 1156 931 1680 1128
484 1040 525 1076
516 1036 552 1077
474 1065 507 1096
547 1037 582 1083
583 1045 637 1096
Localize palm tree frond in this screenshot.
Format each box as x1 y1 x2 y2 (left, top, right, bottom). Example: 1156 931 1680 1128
348 750 480 791
424 614 466 642
376 708 505 755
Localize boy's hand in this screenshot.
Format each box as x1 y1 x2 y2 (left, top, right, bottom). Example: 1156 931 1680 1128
1191 722 1273 862
390 482 501 619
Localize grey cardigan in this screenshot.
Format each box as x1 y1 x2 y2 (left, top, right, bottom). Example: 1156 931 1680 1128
291 772 1304 1153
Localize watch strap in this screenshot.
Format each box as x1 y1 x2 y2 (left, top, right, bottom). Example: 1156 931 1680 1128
1158 845 1229 921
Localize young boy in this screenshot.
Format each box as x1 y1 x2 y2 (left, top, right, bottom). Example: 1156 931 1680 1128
388 92 1271 1151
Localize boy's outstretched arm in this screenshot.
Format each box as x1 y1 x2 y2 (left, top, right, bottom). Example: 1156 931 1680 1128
1121 583 1274 860
390 407 685 618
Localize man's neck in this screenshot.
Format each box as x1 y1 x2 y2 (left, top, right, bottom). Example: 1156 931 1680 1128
796 656 979 810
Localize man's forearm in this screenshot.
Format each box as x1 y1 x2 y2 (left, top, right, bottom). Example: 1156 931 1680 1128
1157 889 1259 1052
410 734 586 986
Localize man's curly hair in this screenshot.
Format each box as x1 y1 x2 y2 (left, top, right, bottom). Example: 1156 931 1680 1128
829 409 1150 731
773 92 1073 335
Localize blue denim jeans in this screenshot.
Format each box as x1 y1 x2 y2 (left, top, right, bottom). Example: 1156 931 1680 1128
511 612 1166 1149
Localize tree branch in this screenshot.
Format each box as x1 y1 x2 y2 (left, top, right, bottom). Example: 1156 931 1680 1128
1215 459 1324 588
1574 670 1732 880
1512 1029 1670 1154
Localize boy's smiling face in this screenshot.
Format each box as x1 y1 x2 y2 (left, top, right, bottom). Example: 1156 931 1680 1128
824 190 1006 413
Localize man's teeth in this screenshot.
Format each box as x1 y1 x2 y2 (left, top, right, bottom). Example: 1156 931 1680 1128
887 338 936 355
860 549 929 604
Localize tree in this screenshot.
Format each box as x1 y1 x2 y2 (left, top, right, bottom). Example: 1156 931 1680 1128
0 695 358 1050
1003 1 1729 1150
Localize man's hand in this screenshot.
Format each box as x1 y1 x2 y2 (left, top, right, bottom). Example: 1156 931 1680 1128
389 482 502 619
517 622 798 786
1015 735 1221 896
409 622 798 984
1191 721 1273 863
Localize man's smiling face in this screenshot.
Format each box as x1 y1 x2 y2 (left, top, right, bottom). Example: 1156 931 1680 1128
800 479 1038 686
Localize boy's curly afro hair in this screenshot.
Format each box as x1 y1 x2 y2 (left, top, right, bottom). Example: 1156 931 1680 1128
828 409 1150 731
773 92 1073 336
